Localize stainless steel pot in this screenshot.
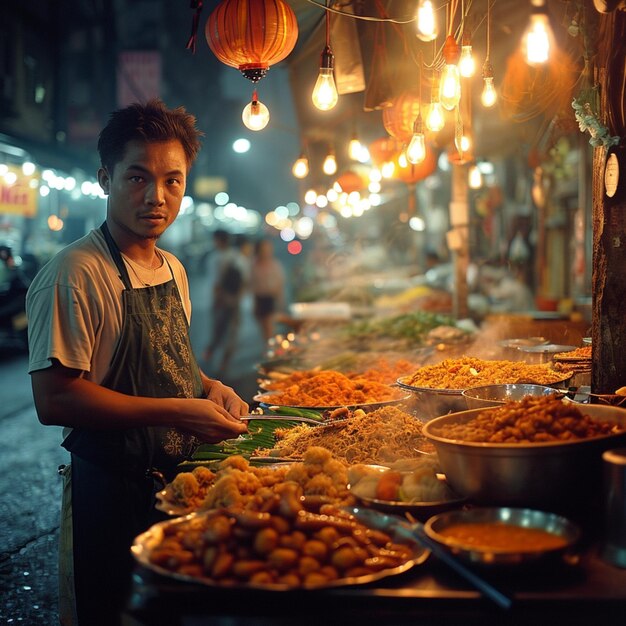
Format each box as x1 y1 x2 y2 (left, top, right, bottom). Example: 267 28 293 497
422 404 626 508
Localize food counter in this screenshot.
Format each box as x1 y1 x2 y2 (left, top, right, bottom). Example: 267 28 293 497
124 314 623 626
126 535 626 625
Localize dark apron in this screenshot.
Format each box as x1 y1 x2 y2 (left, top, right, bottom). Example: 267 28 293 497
62 222 203 625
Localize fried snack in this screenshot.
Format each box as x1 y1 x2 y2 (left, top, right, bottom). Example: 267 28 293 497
256 405 433 464
402 356 571 390
198 448 352 512
147 496 416 587
432 394 624 443
259 370 406 407
168 466 217 510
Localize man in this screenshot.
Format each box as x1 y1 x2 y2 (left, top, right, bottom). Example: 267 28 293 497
26 100 248 626
202 230 248 374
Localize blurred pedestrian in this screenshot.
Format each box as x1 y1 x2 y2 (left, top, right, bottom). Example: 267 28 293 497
250 238 286 344
202 230 249 373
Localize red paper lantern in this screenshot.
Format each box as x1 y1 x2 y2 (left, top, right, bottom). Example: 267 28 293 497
336 170 368 194
205 0 298 83
382 90 422 142
368 136 401 167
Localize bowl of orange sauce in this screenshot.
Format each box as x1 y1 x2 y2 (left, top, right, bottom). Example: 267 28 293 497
424 507 581 566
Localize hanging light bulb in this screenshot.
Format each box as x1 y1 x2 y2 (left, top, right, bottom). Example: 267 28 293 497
407 114 426 165
522 0 554 66
458 40 476 78
398 148 409 169
426 71 445 132
322 150 337 175
242 90 269 131
381 161 395 179
426 101 445 131
481 76 497 107
481 64 497 108
481 1 497 108
292 154 309 178
439 36 461 111
312 6 338 110
468 163 482 189
455 134 472 155
416 0 438 42
348 135 362 161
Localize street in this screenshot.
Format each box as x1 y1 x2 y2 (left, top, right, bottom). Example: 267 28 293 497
0 269 267 625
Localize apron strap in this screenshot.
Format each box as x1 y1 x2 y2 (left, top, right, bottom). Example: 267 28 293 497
100 221 132 290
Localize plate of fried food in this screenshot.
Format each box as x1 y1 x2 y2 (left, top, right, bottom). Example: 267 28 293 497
134 496 429 590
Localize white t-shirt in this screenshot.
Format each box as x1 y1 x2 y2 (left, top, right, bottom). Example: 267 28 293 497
26 228 192 384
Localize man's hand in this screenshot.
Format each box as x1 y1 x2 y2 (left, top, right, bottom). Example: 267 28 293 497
203 377 249 416
179 397 248 443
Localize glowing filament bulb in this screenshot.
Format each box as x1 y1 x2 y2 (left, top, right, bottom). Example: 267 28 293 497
481 77 497 107
312 46 338 111
398 148 409 168
522 1 553 66
468 164 482 189
292 155 309 178
348 137 362 161
242 91 269 131
455 134 471 155
440 64 461 110
322 152 337 175
406 115 426 164
426 101 445 131
459 45 476 78
439 36 461 111
381 161 395 178
416 0 438 42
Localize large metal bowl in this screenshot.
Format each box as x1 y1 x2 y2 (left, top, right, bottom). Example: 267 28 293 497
422 404 626 508
397 375 571 421
462 383 558 410
395 378 467 420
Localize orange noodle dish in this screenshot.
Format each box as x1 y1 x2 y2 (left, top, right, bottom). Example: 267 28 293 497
255 405 433 463
257 370 406 407
401 356 572 390
263 359 417 391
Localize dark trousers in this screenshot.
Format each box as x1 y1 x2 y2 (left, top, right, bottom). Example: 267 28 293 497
70 454 163 626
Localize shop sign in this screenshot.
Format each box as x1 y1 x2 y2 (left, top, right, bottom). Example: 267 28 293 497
0 166 38 217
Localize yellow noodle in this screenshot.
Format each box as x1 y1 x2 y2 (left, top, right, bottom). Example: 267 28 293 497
257 406 431 464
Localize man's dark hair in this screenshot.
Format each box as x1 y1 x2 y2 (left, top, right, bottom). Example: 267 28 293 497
97 99 203 173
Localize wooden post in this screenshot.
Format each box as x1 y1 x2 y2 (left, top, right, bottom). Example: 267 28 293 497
591 10 626 392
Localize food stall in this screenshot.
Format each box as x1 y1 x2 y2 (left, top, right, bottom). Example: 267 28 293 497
121 327 626 625
124 1 626 623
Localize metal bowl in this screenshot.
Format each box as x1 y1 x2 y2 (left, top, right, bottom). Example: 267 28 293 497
396 375 572 421
421 404 626 508
462 383 558 410
396 379 467 421
423 507 582 566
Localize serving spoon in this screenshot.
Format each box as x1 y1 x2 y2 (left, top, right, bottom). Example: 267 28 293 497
351 507 513 610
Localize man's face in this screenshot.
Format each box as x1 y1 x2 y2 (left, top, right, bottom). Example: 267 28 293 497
99 139 188 242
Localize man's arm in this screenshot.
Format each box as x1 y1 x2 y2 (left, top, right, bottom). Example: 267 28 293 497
31 361 248 443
